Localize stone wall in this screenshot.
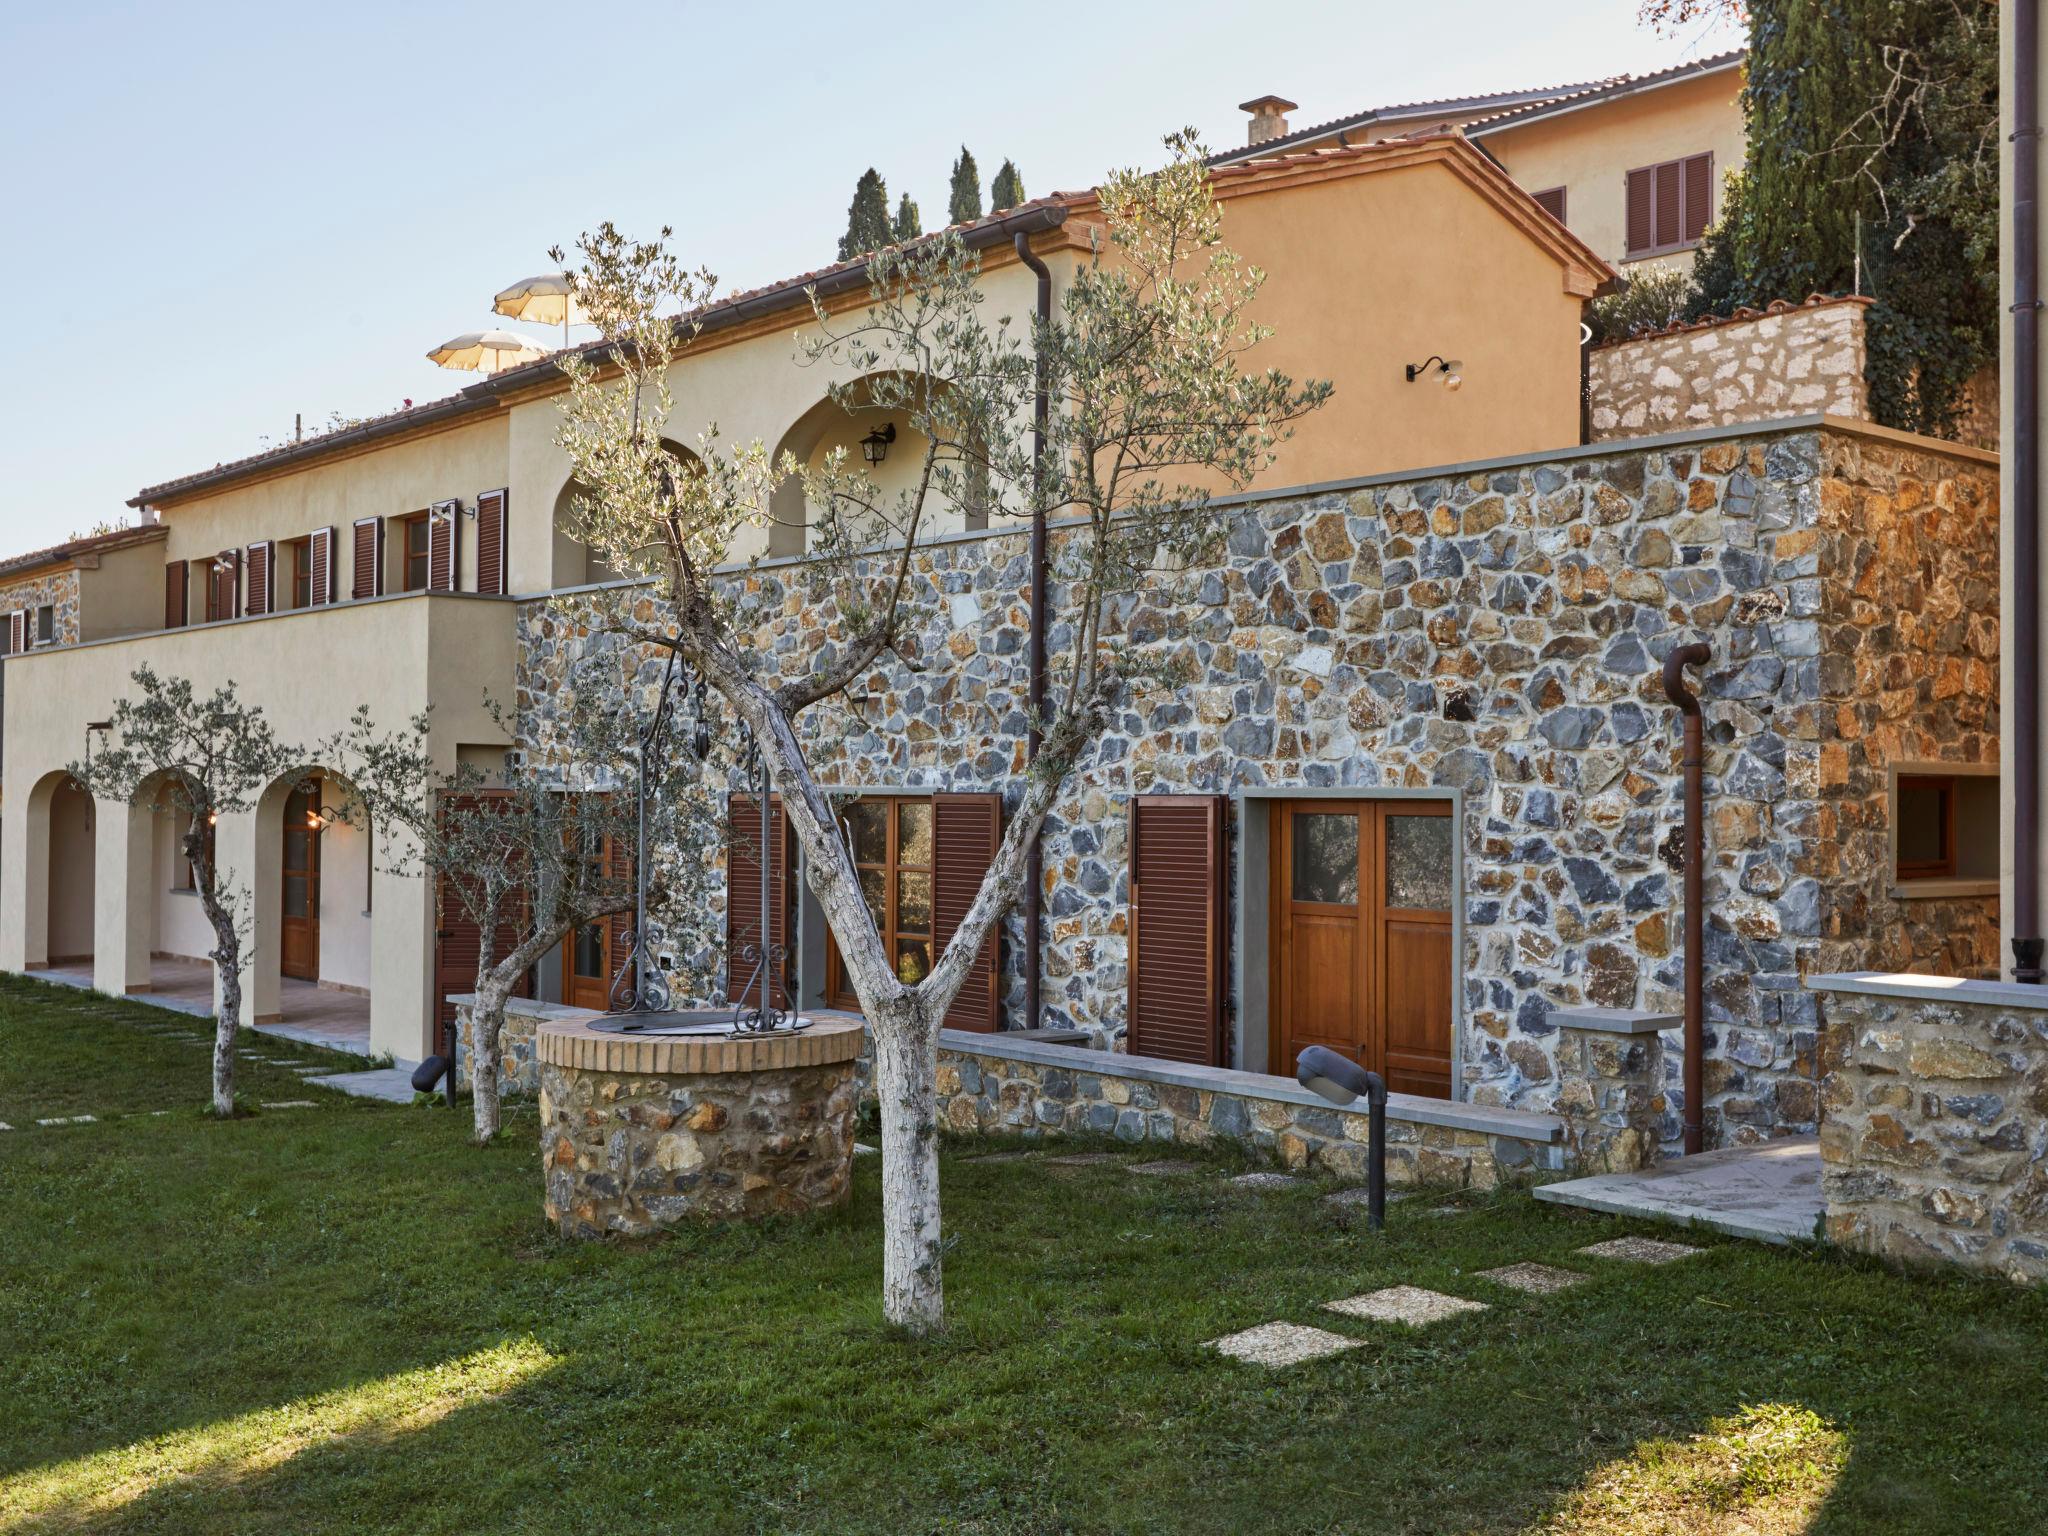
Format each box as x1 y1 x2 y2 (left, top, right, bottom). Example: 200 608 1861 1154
1810 974 2048 1283
1589 298 1871 442
514 420 1998 1149
0 569 81 649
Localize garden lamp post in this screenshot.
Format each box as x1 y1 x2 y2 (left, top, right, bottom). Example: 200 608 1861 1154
1296 1045 1388 1230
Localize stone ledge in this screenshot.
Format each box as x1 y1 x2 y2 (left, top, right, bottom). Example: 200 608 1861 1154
1804 971 2048 1010
1549 1006 1679 1035
536 1015 866 1074
935 1026 1564 1144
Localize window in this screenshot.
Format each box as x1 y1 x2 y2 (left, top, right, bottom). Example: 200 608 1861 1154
401 512 431 592
35 605 54 645
1532 185 1567 224
1624 153 1713 259
1893 768 1997 889
826 797 935 1004
285 535 314 609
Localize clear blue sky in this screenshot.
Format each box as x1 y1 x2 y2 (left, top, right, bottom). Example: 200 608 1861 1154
0 0 1740 551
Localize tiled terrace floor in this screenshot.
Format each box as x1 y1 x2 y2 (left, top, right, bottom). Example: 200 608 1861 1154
1532 1137 1823 1246
36 957 373 1057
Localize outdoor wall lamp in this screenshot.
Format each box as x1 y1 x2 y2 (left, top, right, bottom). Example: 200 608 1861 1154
83 720 112 771
860 422 897 465
1296 1045 1389 1230
1404 355 1463 391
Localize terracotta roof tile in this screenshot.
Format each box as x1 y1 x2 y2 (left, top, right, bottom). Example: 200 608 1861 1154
0 522 168 582
1590 291 1871 350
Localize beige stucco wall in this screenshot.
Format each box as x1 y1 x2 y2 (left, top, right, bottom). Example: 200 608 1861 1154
0 591 516 1060
1480 67 1746 275
77 537 175 641
46 778 93 960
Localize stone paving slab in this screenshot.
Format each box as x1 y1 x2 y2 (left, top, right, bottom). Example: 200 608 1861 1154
1047 1153 1126 1166
260 1100 319 1110
300 1069 415 1105
962 1150 1037 1164
1325 1285 1489 1327
853 1143 878 1157
1576 1236 1704 1264
1207 1322 1365 1368
1231 1172 1304 1190
33 1115 98 1127
1476 1262 1588 1295
1533 1137 1820 1246
1129 1159 1202 1176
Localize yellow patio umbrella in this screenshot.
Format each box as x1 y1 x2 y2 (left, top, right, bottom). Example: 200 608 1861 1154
493 272 589 348
424 328 551 376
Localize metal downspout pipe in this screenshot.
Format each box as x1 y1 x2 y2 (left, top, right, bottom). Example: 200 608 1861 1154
1664 643 1711 1155
2014 0 2045 983
1014 232 1052 1030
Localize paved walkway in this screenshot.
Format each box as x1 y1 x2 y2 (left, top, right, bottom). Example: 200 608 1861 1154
37 957 373 1056
1531 1137 1822 1246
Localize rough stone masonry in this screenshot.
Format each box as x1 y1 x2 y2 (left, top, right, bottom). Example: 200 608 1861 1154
516 417 1997 1151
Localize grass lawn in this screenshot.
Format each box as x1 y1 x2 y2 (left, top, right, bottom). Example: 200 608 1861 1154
1 977 2044 1535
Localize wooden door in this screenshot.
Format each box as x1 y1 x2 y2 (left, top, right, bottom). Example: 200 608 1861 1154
1268 799 1454 1098
281 781 321 981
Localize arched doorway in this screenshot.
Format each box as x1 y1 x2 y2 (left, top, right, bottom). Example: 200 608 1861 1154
550 439 703 587
249 766 373 1050
765 376 988 558
34 773 95 969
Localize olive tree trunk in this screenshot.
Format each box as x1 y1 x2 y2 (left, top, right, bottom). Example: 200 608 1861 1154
468 925 569 1144
198 889 242 1118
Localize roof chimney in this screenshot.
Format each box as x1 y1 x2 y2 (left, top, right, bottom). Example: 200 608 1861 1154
1239 94 1299 148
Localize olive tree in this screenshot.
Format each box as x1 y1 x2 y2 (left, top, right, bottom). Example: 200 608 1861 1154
70 665 297 1117
328 685 711 1144
554 133 1328 1331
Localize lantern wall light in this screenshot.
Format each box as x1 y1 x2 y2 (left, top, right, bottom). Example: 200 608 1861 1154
1404 355 1464 391
860 422 897 465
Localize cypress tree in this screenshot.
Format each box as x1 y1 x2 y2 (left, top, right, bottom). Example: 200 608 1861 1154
892 193 923 244
989 159 1026 213
838 169 893 262
947 147 983 226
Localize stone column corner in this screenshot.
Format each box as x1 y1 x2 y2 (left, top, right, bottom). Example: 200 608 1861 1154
1549 1007 1673 1175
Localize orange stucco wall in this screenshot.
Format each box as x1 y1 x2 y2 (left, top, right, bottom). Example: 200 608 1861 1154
1217 161 1587 486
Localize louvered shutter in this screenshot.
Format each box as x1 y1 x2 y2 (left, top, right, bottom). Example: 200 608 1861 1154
208 549 241 620
726 794 795 1008
933 792 1002 1032
428 500 459 592
351 517 384 599
1625 167 1653 257
164 561 188 629
1653 160 1682 251
5 611 20 653
308 527 336 605
475 488 508 596
1128 795 1228 1066
1532 186 1567 224
244 541 273 616
604 825 634 1001
1682 152 1713 243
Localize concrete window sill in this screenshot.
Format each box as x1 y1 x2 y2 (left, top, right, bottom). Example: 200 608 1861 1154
1889 879 1998 901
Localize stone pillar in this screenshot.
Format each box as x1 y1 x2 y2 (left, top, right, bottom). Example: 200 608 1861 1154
93 795 153 996
1549 1006 1671 1174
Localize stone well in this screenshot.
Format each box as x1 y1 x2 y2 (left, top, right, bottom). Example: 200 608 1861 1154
536 1015 863 1238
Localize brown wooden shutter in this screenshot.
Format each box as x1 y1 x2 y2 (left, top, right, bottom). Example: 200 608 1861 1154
164 560 188 629
432 790 531 1046
1532 186 1567 224
475 488 508 596
351 517 384 599
5 610 20 653
244 541 273 616
1625 167 1653 257
308 527 336 605
726 794 795 1008
1682 152 1713 243
933 792 1002 1032
1128 795 1228 1066
428 501 459 592
1653 160 1682 251
207 549 241 621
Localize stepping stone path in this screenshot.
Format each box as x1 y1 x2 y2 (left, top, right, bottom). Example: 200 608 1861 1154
1325 1285 1489 1327
0 1122 12 1132
1047 1153 1125 1167
1232 1172 1303 1190
34 1115 97 1127
1207 1322 1364 1368
260 1100 318 1111
963 1150 1036 1164
1129 1159 1201 1176
1577 1236 1703 1264
1476 1262 1587 1295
